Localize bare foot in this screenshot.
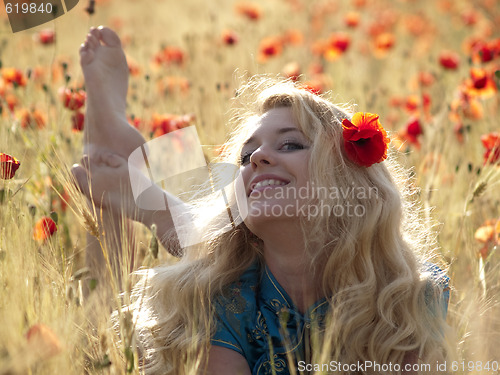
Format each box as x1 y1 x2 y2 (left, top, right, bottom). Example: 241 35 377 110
71 149 137 218
80 26 145 159
72 148 183 258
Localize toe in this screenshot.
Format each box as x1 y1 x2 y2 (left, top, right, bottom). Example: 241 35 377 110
79 42 89 54
88 27 100 39
80 155 90 169
86 33 100 49
97 26 121 47
80 49 94 66
71 164 91 197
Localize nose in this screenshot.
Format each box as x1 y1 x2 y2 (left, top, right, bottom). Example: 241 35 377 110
249 146 275 168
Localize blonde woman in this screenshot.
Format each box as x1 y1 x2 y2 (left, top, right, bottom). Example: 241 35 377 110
73 27 451 374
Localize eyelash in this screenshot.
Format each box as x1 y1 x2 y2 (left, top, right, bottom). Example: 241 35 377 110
240 140 305 165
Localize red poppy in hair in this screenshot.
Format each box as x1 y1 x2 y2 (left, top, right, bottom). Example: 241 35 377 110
342 112 389 167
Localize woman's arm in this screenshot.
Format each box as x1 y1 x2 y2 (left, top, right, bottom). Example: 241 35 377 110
203 346 251 375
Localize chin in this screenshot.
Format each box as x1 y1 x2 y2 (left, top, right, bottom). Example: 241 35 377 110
243 201 298 226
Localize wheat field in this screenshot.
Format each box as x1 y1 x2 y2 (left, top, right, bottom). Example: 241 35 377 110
0 0 499 373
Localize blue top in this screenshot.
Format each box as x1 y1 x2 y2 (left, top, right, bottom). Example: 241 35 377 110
211 261 450 374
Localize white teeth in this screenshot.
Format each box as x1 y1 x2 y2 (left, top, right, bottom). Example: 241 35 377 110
253 179 287 190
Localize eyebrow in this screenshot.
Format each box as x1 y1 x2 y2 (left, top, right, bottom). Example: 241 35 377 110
242 127 302 147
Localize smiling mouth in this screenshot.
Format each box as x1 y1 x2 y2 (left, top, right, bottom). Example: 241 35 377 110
249 179 290 196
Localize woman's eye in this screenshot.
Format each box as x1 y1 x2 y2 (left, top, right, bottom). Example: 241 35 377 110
281 141 304 151
240 152 252 165
240 142 305 165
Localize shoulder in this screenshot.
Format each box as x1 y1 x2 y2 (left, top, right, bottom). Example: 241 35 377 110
205 346 251 375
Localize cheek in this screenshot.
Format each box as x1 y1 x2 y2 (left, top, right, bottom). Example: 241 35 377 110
240 165 251 183
234 169 250 220
291 157 310 183
238 165 253 193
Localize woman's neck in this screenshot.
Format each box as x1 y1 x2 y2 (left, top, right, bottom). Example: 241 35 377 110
259 223 322 313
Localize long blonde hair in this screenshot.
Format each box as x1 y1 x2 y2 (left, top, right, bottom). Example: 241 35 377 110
130 77 451 374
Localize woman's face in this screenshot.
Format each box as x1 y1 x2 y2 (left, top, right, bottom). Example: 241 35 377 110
235 107 312 228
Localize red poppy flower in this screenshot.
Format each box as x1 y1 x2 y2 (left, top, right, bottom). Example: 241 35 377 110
474 219 500 259
299 82 323 95
449 88 484 121
0 153 21 179
404 117 423 147
342 113 390 167
344 11 360 28
127 56 141 77
258 36 284 62
151 113 194 138
26 324 62 359
5 94 18 112
52 186 70 213
19 108 46 129
422 93 431 112
373 32 395 57
153 46 185 66
59 88 86 111
2 68 27 87
157 76 190 95
235 1 262 21
406 118 423 138
418 71 435 87
324 32 351 61
464 38 498 64
467 68 487 89
282 29 303 46
465 68 497 98
221 29 239 46
71 111 85 132
405 95 419 113
439 50 460 70
128 115 143 130
299 75 329 95
37 29 55 44
33 216 57 241
481 132 500 165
